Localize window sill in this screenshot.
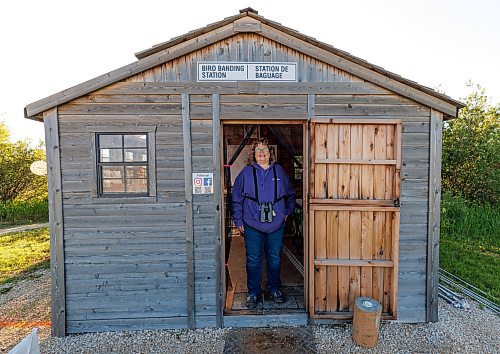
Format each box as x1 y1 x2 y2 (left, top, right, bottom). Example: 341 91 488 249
91 196 157 204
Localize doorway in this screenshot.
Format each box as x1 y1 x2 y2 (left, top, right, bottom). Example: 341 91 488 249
221 121 306 315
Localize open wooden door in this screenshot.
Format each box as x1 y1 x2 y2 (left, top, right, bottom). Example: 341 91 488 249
308 118 401 319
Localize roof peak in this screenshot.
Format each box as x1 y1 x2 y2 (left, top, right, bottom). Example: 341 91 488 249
239 7 258 14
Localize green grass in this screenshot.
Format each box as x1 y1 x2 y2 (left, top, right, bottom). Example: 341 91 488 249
0 199 49 229
0 228 50 287
440 193 500 303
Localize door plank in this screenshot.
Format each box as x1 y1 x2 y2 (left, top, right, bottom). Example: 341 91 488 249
374 124 387 200
338 125 351 198
315 210 328 311
314 124 328 199
338 210 350 311
327 125 339 199
385 125 395 200
383 212 393 312
372 211 385 304
326 210 339 312
361 211 373 298
349 210 362 311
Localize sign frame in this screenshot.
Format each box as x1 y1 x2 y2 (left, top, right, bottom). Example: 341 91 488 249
197 61 297 82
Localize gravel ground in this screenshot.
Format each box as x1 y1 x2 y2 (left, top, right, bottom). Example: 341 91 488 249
2 269 499 353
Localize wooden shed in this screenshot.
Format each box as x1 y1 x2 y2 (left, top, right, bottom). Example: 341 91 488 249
25 8 464 336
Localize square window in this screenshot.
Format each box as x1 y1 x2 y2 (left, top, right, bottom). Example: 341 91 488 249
97 133 151 196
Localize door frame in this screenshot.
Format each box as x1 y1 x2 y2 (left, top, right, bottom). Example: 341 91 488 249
219 119 309 322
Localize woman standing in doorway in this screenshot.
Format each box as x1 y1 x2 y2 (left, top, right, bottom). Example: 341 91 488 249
232 138 295 309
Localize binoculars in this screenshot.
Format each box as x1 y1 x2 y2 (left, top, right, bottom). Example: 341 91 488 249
260 202 275 223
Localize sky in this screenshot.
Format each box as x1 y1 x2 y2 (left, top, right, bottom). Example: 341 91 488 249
1 0 499 143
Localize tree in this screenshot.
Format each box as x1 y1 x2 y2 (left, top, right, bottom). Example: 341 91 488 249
0 123 47 203
442 83 499 205
0 122 9 143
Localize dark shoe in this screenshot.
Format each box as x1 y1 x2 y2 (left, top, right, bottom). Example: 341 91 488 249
269 290 285 303
246 294 259 309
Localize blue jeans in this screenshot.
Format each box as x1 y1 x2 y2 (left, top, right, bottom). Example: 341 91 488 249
243 223 284 297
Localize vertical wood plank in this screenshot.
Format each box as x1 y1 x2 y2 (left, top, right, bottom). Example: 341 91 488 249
373 124 386 199
349 124 362 199
212 94 222 327
314 124 328 198
360 211 373 298
315 211 327 311
385 125 394 200
349 124 362 311
182 93 195 329
326 210 338 312
44 107 66 337
427 109 443 322
392 211 400 319
361 125 374 300
372 212 384 304
309 122 316 199
338 210 350 311
308 122 316 317
147 128 157 197
394 123 402 201
338 125 350 198
327 124 339 199
361 125 375 200
307 93 315 119
383 212 393 312
308 209 316 317
348 210 361 311
303 121 310 313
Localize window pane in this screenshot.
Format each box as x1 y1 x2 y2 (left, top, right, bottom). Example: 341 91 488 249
102 179 125 193
99 135 122 148
124 148 147 162
124 134 147 147
126 178 148 193
102 166 124 179
126 166 147 179
100 148 123 162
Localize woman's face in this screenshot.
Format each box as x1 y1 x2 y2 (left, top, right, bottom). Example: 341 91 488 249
255 142 270 165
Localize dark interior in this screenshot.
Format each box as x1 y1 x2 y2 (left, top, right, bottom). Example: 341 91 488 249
222 123 305 314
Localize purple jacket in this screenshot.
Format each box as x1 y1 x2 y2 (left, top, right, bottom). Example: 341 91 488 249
232 162 295 233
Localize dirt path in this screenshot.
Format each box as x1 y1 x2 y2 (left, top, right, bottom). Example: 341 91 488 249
0 223 49 236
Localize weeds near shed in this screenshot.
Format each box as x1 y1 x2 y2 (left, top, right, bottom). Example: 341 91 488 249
0 199 48 228
440 193 500 304
0 228 50 291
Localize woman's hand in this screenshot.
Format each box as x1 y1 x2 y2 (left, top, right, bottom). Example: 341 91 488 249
238 225 245 234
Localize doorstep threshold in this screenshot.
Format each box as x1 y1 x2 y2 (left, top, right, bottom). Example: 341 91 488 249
223 313 308 327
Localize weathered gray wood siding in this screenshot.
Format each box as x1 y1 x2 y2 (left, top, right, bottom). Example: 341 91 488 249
55 31 432 331
58 95 189 333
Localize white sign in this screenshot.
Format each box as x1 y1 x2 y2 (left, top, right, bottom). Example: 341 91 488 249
192 173 214 194
198 62 297 82
30 160 47 176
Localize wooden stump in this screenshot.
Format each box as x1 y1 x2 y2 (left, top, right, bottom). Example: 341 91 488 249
352 297 382 348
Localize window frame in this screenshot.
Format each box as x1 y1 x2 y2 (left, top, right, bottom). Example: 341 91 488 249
89 126 157 202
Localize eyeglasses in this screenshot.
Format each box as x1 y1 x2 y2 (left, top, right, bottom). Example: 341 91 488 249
255 147 269 153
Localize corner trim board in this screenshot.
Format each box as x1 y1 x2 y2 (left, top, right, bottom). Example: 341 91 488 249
44 107 66 337
427 109 443 322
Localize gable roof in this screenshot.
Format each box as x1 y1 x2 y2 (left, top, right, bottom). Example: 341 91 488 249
25 8 464 121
